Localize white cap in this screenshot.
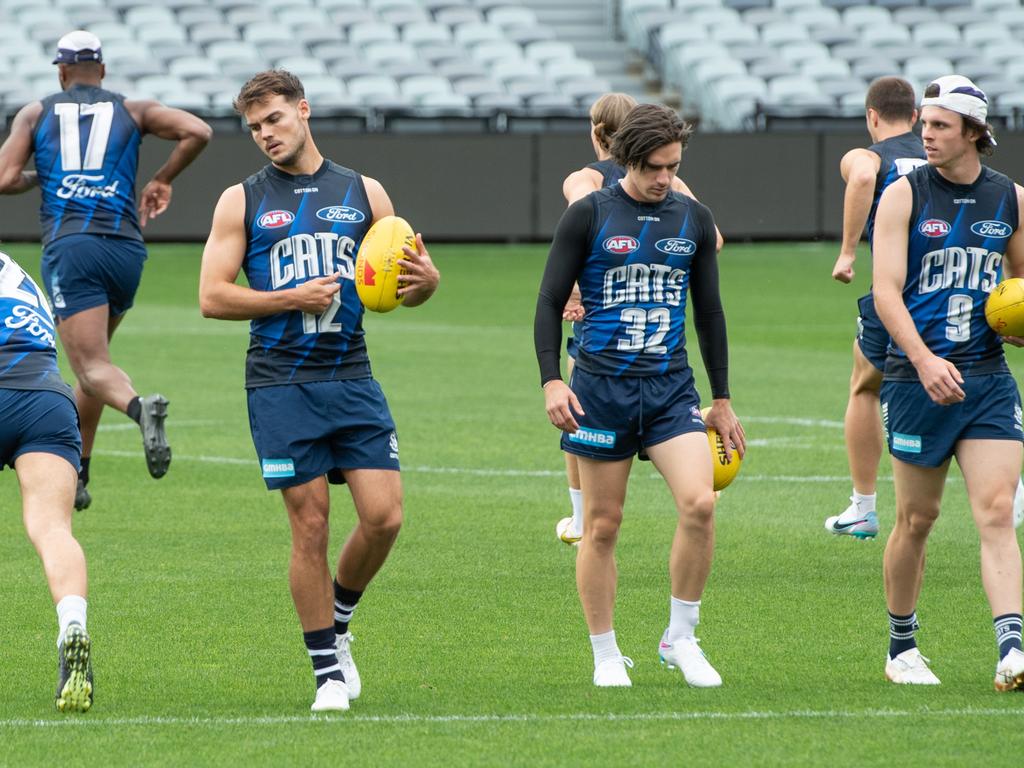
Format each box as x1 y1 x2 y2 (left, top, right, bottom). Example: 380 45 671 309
920 74 988 123
53 30 103 64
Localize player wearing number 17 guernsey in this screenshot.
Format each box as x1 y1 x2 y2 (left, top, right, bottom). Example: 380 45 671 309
199 71 439 714
535 104 745 689
873 76 1024 690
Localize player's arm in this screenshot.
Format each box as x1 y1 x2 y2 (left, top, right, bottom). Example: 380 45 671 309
998 183 1024 346
535 199 592 432
0 102 42 194
562 168 601 205
127 99 212 226
364 174 440 308
833 148 881 283
872 178 964 404
199 184 339 320
671 177 724 253
689 206 744 459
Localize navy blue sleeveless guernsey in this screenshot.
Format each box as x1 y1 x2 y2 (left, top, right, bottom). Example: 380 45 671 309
0 252 73 400
242 160 373 388
894 164 1019 367
586 159 625 188
575 185 716 377
33 84 143 246
865 132 927 246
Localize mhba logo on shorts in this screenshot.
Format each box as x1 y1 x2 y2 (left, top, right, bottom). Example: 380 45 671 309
892 432 922 454
655 238 696 256
569 427 616 448
919 219 951 237
258 210 294 229
971 220 1012 238
261 457 296 478
316 205 366 224
603 236 639 254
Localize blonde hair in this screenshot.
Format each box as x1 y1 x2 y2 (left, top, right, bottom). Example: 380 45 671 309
590 93 638 153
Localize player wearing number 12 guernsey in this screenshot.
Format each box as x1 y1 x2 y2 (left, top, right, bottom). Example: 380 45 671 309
535 104 745 689
0 30 212 510
199 70 439 713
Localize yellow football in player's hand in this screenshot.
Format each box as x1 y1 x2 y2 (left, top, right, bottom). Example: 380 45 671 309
986 278 1024 337
701 407 742 491
355 215 415 313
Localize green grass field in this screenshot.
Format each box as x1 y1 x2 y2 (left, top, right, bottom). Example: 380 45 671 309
3 241 1024 766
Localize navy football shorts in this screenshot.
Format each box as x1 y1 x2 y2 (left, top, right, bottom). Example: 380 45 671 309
0 388 80 471
41 234 147 320
856 292 888 372
881 372 1023 467
561 367 706 461
247 378 400 490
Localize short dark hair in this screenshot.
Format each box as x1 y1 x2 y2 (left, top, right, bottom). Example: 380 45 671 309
234 70 305 114
865 76 917 123
610 104 692 170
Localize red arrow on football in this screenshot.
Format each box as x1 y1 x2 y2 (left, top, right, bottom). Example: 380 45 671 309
364 262 376 286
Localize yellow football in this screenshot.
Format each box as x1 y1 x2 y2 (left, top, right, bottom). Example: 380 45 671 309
701 407 742 491
355 215 415 313
985 278 1024 337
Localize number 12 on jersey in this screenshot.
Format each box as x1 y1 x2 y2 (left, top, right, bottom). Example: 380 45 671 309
302 293 342 334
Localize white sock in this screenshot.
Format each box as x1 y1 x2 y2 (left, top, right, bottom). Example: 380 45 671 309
56 595 87 647
852 491 876 514
589 630 621 667
569 487 583 533
667 597 700 643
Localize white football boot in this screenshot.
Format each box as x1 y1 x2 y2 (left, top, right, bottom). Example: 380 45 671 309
335 632 361 700
994 647 1024 692
311 678 350 712
658 633 722 688
885 647 941 685
825 498 879 539
593 656 634 687
1013 479 1024 529
556 517 582 545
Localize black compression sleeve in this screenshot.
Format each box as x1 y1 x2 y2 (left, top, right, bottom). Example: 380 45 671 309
689 205 730 399
534 199 593 385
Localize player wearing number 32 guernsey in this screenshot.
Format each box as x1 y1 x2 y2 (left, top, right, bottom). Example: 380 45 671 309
199 71 439 714
534 104 745 689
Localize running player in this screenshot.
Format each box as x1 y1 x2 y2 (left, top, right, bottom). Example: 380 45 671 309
535 104 745 687
556 93 723 545
0 250 92 712
872 76 1024 690
0 30 212 510
199 71 440 712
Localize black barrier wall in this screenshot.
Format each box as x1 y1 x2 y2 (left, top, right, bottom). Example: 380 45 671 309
3 130 1024 243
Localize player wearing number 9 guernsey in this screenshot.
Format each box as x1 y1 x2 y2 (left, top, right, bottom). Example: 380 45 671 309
199 70 439 713
0 30 212 510
534 104 745 688
873 76 1024 690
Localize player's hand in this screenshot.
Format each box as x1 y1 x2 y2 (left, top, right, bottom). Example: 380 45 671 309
832 252 855 283
544 379 584 433
914 354 965 405
704 399 745 461
562 285 584 322
397 233 440 306
291 273 341 313
138 180 172 226
1001 335 1024 348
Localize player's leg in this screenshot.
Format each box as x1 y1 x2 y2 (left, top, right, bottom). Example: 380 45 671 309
281 477 349 711
645 432 722 687
576 454 634 686
557 354 584 544
956 438 1024 690
16 451 92 712
882 456 946 684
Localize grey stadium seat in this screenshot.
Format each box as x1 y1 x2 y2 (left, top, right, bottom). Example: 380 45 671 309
912 21 961 46
188 23 240 46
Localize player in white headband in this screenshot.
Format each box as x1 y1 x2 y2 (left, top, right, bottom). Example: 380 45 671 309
920 74 997 151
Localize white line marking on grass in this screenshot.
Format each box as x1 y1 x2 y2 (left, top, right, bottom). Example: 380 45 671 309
3 707 1023 729
743 416 844 429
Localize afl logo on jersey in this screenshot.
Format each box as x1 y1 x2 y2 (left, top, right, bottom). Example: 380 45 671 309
316 206 367 224
603 236 639 254
655 238 696 256
971 220 1012 238
919 219 951 237
258 210 294 229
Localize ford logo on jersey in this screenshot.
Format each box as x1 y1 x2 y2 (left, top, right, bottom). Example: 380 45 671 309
603 236 639 254
971 220 1012 238
316 206 366 223
655 238 696 256
258 210 294 229
919 219 951 237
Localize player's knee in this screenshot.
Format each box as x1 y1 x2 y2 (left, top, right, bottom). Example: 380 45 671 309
290 510 330 553
898 505 939 536
681 491 716 528
585 508 622 546
361 505 403 543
